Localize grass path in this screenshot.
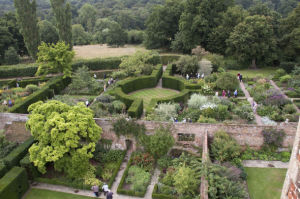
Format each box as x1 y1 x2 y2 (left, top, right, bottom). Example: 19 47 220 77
129 88 179 108
245 167 286 199
23 188 95 199
228 67 278 79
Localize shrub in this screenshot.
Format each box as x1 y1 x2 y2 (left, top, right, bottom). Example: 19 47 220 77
211 131 241 163
187 94 209 109
280 62 297 73
132 153 155 172
262 128 285 150
112 100 126 113
112 117 145 137
20 154 40 180
0 161 7 178
257 105 280 117
25 84 40 94
95 94 115 103
179 109 202 122
0 167 29 199
233 105 254 121
157 155 173 169
126 166 151 193
198 59 213 76
197 115 217 123
216 73 239 90
280 75 292 83
128 99 143 118
273 69 286 80
102 150 124 163
4 47 20 65
175 56 199 75
0 131 18 159
173 166 199 196
283 104 297 114
153 103 180 121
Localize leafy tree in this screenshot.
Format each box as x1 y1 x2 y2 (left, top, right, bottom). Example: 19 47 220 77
4 46 19 65
262 128 286 150
78 3 97 32
173 165 199 196
14 0 40 59
26 100 102 178
72 24 92 45
67 66 101 95
280 3 300 62
127 30 144 44
175 55 199 75
113 51 160 78
140 126 175 159
112 117 146 138
216 73 239 91
36 42 75 78
50 0 72 48
38 20 59 45
226 15 277 68
210 131 241 163
0 26 15 64
208 6 248 55
144 0 184 49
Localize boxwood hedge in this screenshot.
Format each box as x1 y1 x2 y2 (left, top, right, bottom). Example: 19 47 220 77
0 167 29 199
128 99 143 118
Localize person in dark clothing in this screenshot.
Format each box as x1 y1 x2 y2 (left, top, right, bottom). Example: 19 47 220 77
239 74 243 82
106 191 113 199
227 90 231 98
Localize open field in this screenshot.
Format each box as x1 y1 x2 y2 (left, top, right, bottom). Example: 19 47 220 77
73 44 147 59
228 67 278 79
129 88 179 108
245 167 286 199
24 189 95 199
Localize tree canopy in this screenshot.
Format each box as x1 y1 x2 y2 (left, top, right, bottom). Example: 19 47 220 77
26 100 102 178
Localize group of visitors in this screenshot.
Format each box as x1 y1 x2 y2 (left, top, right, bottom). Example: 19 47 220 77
2 99 13 107
172 117 192 123
219 89 238 98
91 183 113 198
237 73 243 82
186 73 205 80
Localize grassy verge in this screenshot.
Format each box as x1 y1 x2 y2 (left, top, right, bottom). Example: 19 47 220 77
245 167 286 199
129 88 179 108
24 188 96 199
227 67 278 79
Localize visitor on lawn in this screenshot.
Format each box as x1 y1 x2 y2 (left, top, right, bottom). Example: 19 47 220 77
91 184 99 197
234 90 238 98
102 183 109 195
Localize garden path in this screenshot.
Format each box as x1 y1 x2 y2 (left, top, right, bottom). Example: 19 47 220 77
239 81 263 125
243 160 289 168
269 80 300 113
156 65 167 88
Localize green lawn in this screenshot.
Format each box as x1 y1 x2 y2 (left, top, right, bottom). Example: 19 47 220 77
129 88 179 108
228 67 278 79
245 167 286 199
24 188 96 199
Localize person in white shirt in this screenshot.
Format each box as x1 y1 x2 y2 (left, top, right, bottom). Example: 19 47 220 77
102 184 109 195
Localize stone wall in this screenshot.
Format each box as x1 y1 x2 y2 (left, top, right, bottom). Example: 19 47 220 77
95 118 298 150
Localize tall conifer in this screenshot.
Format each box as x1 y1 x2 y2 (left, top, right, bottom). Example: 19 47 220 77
14 0 40 59
50 0 72 49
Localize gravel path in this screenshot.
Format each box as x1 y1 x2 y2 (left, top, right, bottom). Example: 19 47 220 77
239 81 262 125
243 160 289 168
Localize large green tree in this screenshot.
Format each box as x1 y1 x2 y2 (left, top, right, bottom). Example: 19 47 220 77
78 3 97 32
280 3 300 62
0 26 15 64
226 15 277 68
36 41 75 78
72 24 92 45
14 0 40 59
144 0 184 49
26 100 102 178
50 0 72 48
38 20 59 45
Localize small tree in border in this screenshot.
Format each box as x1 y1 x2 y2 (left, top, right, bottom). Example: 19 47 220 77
262 128 286 151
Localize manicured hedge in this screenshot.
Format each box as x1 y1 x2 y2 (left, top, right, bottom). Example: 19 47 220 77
162 76 185 91
0 161 7 179
117 152 147 197
2 137 34 169
18 77 51 87
9 76 71 113
118 76 157 94
0 79 16 87
108 150 126 189
0 57 123 78
160 55 180 65
72 57 123 71
35 177 91 190
20 154 40 180
0 167 29 199
128 99 143 118
152 184 177 199
112 87 135 108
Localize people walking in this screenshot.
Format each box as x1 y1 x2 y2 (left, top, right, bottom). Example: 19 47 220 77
234 90 238 98
227 90 231 98
222 90 226 97
91 184 99 198
106 190 113 199
102 183 109 196
239 74 243 82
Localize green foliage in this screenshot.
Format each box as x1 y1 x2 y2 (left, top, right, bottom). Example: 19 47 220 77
67 66 102 95
226 15 277 67
141 126 175 159
25 84 40 94
112 117 145 138
0 131 17 159
36 42 75 78
72 24 92 45
197 115 217 123
50 0 72 48
173 165 199 196
26 100 102 178
262 128 286 150
188 94 210 109
0 167 29 199
20 153 40 180
4 47 19 65
128 99 143 118
151 103 180 121
175 56 199 75
283 104 297 114
14 0 40 59
78 3 97 32
38 20 59 44
280 75 292 83
241 146 291 162
211 131 241 163
273 69 286 80
126 166 151 193
216 73 239 90
127 30 144 44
